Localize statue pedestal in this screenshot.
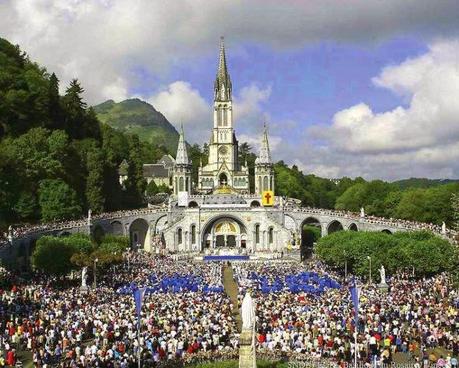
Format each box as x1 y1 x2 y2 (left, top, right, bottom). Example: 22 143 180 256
378 282 389 292
80 285 89 294
239 328 256 368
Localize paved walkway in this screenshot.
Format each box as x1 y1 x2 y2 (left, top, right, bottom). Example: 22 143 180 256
223 263 242 332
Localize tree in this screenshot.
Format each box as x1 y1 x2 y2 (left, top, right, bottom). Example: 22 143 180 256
63 233 93 254
85 147 105 213
47 72 63 130
13 191 38 220
145 180 159 196
38 179 82 221
316 230 458 278
124 135 146 207
32 236 77 276
453 193 459 231
70 234 128 268
62 79 86 139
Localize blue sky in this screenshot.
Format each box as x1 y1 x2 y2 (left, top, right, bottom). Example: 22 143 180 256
143 37 427 127
1 0 459 180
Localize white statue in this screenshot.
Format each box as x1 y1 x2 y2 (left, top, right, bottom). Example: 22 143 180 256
441 222 446 234
379 265 386 285
81 267 88 288
360 207 365 218
241 292 255 329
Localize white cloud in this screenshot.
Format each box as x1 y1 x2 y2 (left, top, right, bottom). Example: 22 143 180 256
238 133 282 156
148 81 210 144
1 0 459 104
146 81 271 145
299 39 459 179
233 84 271 126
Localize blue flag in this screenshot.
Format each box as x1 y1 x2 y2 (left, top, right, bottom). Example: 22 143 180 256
134 287 146 321
350 279 360 327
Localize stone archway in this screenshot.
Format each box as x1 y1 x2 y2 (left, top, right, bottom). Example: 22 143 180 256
129 218 150 251
382 229 392 234
348 223 358 231
111 221 123 235
219 173 228 186
154 215 168 234
92 224 105 244
327 220 344 234
300 217 322 259
201 215 247 251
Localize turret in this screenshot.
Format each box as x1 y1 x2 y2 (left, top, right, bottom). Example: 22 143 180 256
255 124 275 195
173 125 192 195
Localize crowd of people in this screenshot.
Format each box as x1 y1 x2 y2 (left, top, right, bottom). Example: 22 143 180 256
0 253 239 367
0 250 458 367
233 261 340 295
234 261 459 366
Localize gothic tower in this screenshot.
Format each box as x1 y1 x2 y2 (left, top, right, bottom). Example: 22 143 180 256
255 124 275 195
198 37 249 193
173 126 192 195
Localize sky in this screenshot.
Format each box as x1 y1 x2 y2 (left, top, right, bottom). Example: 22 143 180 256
1 0 459 180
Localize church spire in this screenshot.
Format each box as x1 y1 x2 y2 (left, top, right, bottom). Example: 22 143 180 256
175 124 190 165
256 123 272 165
214 36 232 101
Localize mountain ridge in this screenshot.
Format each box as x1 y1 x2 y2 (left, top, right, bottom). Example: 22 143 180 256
94 98 180 153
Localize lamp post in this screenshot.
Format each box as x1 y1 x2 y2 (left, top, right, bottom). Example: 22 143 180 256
93 258 98 289
367 256 372 284
344 250 348 282
112 252 117 277
87 209 92 236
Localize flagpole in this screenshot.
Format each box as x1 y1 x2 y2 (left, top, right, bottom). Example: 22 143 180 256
354 330 358 368
350 279 360 368
134 288 145 368
137 320 141 368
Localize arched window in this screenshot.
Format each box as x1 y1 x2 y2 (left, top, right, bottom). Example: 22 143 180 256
270 176 273 191
258 177 262 193
223 108 227 126
178 228 183 244
268 227 274 244
263 176 269 191
255 224 260 244
191 225 196 244
179 177 184 192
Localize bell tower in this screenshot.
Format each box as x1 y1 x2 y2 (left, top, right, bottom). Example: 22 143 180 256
198 37 249 193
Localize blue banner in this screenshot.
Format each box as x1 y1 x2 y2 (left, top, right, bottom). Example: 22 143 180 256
350 279 360 327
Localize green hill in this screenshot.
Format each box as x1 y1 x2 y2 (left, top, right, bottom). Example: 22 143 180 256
393 178 459 189
94 98 179 153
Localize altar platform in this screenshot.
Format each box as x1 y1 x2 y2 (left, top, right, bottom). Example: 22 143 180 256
203 255 250 261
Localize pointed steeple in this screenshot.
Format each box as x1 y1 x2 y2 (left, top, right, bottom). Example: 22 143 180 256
214 36 232 101
256 123 272 165
175 124 190 165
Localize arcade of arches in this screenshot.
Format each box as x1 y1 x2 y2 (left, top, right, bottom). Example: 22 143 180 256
300 218 357 259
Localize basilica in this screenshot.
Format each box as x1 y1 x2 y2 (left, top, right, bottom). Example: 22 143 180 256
152 38 290 256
